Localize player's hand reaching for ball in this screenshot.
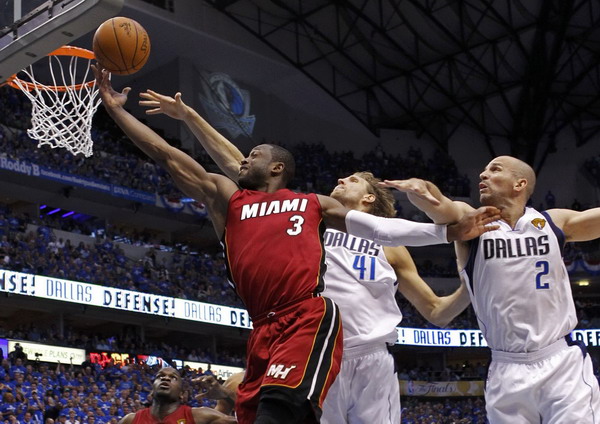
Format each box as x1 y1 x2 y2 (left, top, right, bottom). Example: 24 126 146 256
92 64 131 110
446 206 501 242
139 89 190 120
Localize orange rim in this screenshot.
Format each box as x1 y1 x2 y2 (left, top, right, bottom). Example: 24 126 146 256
6 45 96 92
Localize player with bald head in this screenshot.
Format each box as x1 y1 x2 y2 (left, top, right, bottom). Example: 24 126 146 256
118 367 235 424
382 155 600 423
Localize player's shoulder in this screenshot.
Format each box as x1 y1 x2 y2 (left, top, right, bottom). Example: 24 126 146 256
117 412 137 424
542 207 571 226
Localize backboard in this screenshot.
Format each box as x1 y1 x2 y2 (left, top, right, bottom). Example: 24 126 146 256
0 0 124 82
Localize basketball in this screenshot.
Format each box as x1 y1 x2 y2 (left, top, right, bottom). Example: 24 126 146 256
92 17 150 75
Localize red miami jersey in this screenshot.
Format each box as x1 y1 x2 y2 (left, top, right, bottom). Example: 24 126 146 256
223 189 327 319
132 405 194 424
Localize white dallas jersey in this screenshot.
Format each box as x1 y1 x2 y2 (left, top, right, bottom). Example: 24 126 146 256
460 207 577 353
321 229 401 348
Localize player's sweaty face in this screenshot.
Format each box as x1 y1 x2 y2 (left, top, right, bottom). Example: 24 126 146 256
331 174 370 206
152 367 182 399
239 145 272 189
479 159 516 205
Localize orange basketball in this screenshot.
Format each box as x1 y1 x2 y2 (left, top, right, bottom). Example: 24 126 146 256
92 17 150 75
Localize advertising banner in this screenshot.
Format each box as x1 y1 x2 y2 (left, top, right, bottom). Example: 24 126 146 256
3 269 600 346
400 380 485 397
8 340 85 364
0 269 252 329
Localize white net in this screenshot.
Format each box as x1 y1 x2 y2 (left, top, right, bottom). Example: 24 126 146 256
8 47 101 157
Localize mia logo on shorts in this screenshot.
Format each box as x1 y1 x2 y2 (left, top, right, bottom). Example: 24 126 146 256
266 364 297 380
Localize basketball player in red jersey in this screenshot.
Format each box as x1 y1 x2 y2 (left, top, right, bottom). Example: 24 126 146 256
94 65 499 424
118 367 235 424
138 90 475 424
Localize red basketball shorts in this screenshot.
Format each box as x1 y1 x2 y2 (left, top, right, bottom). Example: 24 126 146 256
236 296 343 424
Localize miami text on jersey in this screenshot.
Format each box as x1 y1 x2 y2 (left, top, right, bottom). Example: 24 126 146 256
240 198 309 220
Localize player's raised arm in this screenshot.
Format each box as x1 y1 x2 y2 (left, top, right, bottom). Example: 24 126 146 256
318 194 500 246
94 66 238 235
139 89 244 181
380 178 474 224
546 207 600 242
386 247 470 328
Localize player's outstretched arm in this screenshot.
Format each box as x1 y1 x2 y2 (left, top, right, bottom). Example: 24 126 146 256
319 195 500 246
94 66 237 234
380 178 473 224
386 247 470 328
546 207 600 242
139 90 244 181
191 407 237 423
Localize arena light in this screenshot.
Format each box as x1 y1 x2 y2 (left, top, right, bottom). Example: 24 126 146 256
46 208 61 215
61 211 75 218
577 280 590 287
39 205 47 210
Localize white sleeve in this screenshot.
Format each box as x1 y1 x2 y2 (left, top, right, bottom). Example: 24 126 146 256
345 210 449 247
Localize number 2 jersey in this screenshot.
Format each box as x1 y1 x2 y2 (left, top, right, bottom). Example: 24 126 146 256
223 189 327 319
459 207 577 353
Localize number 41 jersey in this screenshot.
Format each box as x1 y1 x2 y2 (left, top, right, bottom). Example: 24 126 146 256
460 207 577 353
223 189 327 319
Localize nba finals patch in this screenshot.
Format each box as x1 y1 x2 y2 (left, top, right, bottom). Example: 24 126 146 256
531 218 546 230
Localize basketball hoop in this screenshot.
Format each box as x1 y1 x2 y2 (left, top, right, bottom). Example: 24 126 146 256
5 46 101 157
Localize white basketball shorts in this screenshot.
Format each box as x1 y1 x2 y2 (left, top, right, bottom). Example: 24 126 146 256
486 338 600 423
321 343 400 424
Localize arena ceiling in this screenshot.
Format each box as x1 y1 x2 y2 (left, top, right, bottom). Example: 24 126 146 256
202 0 600 170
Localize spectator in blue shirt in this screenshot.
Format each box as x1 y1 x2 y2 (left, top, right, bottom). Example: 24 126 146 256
9 357 27 377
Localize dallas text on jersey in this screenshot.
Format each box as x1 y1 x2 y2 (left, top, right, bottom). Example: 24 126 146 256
483 235 550 260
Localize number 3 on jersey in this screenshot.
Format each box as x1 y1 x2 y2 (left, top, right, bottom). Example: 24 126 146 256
353 255 376 281
287 215 304 236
